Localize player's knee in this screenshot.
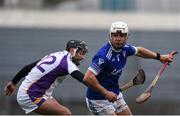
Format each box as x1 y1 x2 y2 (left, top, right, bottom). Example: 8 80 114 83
117 107 132 115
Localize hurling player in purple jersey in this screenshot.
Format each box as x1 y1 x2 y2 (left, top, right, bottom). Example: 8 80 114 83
4 40 88 115
83 21 174 115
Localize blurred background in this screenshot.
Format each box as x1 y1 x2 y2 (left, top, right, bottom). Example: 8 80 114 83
0 0 180 115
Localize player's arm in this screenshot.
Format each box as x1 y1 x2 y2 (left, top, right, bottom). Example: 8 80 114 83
136 47 173 63
83 70 108 95
70 70 87 86
12 60 40 85
4 60 39 96
135 47 157 59
83 70 117 102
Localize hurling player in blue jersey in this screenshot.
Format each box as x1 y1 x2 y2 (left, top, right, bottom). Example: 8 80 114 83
83 21 174 115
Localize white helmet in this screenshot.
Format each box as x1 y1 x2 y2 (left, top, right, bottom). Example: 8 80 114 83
110 21 128 35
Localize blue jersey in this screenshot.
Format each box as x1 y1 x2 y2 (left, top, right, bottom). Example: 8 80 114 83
86 42 137 100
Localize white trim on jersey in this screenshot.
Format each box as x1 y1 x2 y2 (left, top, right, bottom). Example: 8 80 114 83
106 48 112 60
88 67 98 76
124 45 138 55
133 46 138 55
124 45 129 48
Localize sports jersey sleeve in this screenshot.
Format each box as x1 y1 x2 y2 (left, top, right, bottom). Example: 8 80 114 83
88 54 107 76
126 44 138 56
12 60 39 85
70 70 87 86
67 60 80 74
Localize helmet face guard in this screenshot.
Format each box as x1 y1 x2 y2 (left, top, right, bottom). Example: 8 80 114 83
111 30 127 38
66 40 88 65
76 46 88 54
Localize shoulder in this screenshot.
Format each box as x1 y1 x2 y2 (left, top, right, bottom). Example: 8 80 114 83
52 50 75 66
94 43 112 61
122 44 137 55
122 44 134 48
46 51 67 58
122 44 136 50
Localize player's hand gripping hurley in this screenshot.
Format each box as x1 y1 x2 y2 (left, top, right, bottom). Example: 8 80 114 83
136 51 178 104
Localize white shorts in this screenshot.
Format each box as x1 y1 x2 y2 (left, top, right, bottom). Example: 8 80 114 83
17 87 51 114
86 92 128 115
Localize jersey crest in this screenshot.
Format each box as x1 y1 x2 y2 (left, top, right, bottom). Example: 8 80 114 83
98 58 104 65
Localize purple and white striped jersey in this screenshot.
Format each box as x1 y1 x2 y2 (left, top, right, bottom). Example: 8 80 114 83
19 50 79 98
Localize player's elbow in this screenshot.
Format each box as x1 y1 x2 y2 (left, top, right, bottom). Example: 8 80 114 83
83 72 90 83
83 70 95 83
